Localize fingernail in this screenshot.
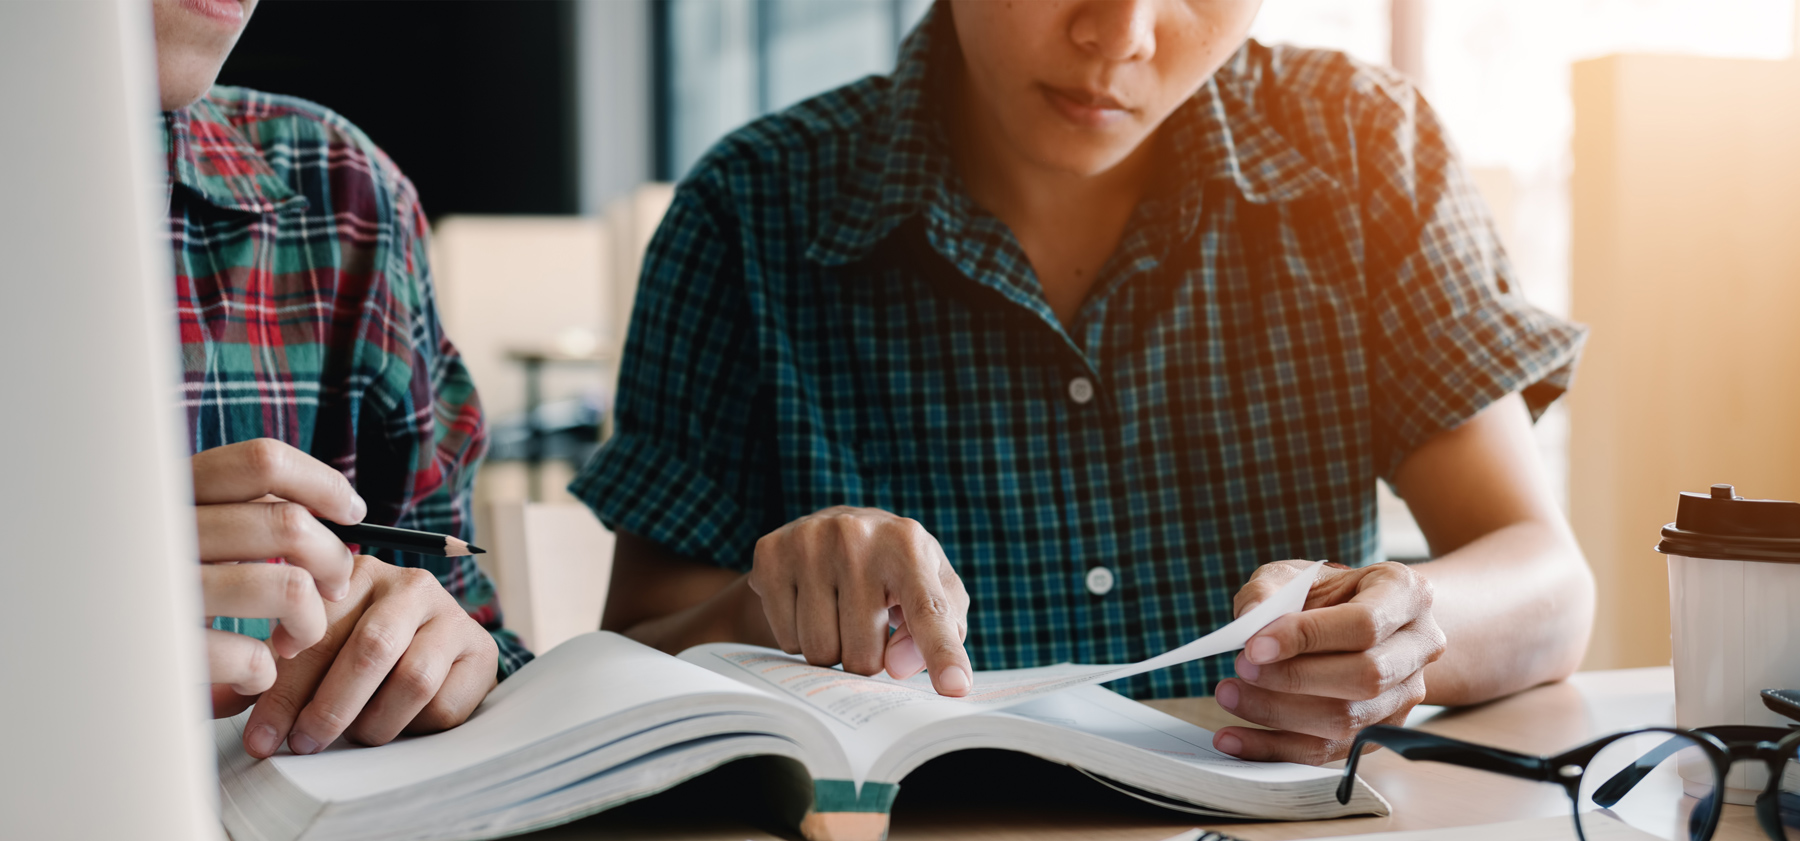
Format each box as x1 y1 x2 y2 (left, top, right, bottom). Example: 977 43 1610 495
246 724 280 757
1216 680 1239 711
1216 732 1244 756
1235 655 1260 681
938 666 972 695
1247 636 1280 664
350 495 367 523
289 731 322 756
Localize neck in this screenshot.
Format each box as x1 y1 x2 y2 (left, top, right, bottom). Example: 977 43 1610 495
945 66 1162 327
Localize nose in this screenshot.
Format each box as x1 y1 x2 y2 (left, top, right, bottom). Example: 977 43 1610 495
1069 0 1158 63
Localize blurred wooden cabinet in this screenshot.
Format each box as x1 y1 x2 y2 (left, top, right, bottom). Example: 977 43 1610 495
434 188 675 649
482 500 615 655
1569 47 1800 669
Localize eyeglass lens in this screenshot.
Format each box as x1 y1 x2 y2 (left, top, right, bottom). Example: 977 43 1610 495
1574 731 1720 841
1776 745 1800 840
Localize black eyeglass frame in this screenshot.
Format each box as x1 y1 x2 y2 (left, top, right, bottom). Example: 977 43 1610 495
1684 725 1800 841
1335 723 1800 841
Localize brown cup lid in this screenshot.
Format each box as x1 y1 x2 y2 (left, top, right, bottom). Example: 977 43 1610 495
1656 484 1800 563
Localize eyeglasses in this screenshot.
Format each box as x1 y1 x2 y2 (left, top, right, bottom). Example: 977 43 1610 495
1336 723 1800 841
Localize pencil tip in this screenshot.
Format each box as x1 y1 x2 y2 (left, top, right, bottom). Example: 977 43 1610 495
467 544 486 554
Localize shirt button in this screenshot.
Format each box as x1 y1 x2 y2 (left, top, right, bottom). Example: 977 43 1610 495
1067 376 1095 405
1085 565 1115 596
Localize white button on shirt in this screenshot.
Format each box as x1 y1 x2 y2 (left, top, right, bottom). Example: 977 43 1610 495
1068 376 1095 405
1085 565 1115 596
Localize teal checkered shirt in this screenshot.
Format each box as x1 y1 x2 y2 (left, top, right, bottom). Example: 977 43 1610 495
573 10 1584 699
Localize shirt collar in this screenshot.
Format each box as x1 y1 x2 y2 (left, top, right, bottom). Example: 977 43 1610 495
806 16 1338 268
162 93 304 215
804 6 949 267
1184 45 1341 207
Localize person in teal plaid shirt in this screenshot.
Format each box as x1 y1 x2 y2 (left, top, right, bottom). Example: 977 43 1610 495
153 0 528 759
580 1 1596 766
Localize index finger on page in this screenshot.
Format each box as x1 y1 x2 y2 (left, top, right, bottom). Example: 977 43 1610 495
193 438 367 525
242 622 343 759
288 574 434 755
895 580 973 697
241 559 377 758
1243 570 1420 664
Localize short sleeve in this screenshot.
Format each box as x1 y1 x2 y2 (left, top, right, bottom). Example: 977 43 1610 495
1359 82 1588 480
570 185 773 570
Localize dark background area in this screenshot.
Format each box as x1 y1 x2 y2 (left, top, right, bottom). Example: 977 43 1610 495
216 0 581 219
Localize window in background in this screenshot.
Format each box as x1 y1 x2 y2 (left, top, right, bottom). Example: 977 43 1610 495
1247 0 1391 67
656 0 931 180
1249 0 1794 547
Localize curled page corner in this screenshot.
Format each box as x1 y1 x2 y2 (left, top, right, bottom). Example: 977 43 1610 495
946 559 1328 708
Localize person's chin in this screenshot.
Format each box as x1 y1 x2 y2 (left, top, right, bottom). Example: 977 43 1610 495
1007 111 1148 176
158 51 230 111
1021 136 1147 178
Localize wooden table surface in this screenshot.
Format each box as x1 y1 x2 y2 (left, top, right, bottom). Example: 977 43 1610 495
520 667 1768 841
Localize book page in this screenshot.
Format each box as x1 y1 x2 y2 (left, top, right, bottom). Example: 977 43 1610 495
243 632 783 802
680 561 1322 779
1001 686 1340 783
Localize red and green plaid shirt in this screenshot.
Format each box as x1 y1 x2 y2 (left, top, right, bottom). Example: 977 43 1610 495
165 87 531 678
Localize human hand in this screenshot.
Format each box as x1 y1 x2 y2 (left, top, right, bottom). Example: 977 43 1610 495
240 554 500 757
749 506 972 696
1213 560 1446 764
194 439 364 717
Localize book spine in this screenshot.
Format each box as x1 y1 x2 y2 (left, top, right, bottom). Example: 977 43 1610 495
798 781 899 841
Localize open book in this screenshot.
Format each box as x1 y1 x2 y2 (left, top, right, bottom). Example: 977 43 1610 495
216 561 1388 841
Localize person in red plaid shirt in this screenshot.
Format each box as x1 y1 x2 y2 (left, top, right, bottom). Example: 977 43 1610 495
153 0 530 759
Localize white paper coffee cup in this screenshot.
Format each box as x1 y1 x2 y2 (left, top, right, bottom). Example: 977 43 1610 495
1657 483 1800 804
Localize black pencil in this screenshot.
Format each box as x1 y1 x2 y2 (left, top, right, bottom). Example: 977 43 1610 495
316 519 484 557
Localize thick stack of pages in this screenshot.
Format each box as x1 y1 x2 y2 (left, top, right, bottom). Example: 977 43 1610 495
216 562 1389 841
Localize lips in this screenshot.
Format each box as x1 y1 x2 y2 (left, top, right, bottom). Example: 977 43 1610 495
1039 83 1133 128
178 0 246 25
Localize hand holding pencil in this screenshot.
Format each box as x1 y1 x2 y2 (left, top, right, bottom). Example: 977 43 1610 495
190 438 482 720
191 439 501 755
192 439 364 715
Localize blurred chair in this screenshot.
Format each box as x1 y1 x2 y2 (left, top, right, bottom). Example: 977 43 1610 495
483 500 615 655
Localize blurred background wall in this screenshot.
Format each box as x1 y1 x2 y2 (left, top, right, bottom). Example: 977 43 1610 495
1569 41 1800 670
212 0 1800 663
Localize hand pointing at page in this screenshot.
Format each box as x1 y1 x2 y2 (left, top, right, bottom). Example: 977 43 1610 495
749 506 973 697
